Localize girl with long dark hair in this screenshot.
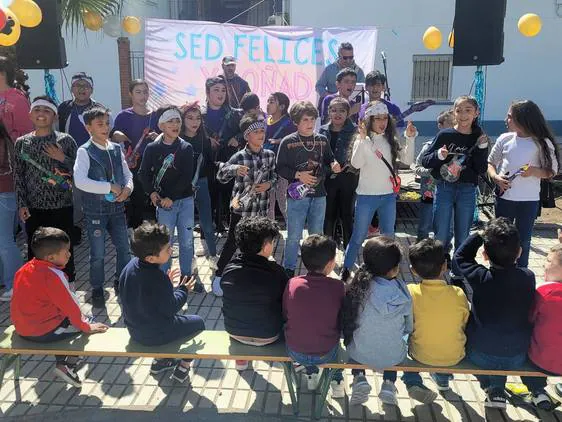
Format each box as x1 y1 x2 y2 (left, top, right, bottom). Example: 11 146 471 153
488 100 560 267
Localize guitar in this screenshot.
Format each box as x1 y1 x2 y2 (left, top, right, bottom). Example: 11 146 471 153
395 100 436 126
375 149 401 193
231 164 269 211
20 152 72 190
439 135 489 183
495 164 529 197
288 181 314 200
124 127 151 169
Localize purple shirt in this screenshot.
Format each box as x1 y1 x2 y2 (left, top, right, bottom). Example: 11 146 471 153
112 108 159 155
359 99 404 128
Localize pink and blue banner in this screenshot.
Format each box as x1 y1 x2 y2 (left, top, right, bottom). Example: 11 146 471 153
144 19 377 109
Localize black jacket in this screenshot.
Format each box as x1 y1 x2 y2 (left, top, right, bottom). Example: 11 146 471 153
453 233 536 357
221 253 289 338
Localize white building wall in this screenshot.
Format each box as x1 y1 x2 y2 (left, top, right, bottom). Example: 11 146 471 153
290 0 562 129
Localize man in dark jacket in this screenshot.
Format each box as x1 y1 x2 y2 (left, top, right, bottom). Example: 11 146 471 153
222 55 251 109
220 217 289 371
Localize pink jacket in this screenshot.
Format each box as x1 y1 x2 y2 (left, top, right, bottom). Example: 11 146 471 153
0 88 33 141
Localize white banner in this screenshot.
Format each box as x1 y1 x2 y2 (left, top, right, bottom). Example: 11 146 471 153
144 19 377 109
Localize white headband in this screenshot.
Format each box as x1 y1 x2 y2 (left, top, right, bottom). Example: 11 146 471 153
30 99 58 114
158 109 181 125
243 120 266 138
364 102 389 118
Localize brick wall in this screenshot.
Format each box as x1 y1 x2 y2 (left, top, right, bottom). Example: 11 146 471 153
117 37 132 109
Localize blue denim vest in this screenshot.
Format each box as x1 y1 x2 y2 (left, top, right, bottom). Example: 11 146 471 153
79 140 126 215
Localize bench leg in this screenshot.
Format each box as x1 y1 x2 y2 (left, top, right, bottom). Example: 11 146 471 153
314 368 335 420
282 362 300 415
0 354 21 388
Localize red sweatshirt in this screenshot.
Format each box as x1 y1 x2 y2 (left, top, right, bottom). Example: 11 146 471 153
528 282 562 375
11 259 91 337
0 88 33 141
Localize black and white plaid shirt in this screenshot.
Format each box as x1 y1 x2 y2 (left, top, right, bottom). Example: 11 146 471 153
217 146 277 217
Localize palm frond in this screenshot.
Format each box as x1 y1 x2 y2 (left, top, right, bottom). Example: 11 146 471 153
61 0 121 35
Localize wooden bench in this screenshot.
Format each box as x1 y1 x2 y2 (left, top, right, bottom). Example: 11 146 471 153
0 326 548 419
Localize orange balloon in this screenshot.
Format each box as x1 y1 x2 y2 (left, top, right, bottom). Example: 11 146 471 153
122 16 141 35
7 0 41 28
0 7 21 46
83 10 102 31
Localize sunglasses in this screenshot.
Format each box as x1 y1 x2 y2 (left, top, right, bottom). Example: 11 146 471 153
341 55 354 60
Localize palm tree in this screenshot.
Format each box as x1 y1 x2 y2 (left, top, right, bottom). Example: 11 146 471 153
61 0 121 34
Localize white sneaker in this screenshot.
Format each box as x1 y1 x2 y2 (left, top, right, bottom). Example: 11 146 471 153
208 255 219 270
212 276 223 297
0 289 13 302
195 241 207 257
307 368 323 390
378 380 398 406
331 380 345 398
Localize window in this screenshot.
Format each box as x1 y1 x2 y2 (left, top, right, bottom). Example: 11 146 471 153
130 51 145 80
411 54 453 102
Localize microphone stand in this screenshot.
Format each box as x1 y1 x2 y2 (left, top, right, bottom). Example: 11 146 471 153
381 51 391 101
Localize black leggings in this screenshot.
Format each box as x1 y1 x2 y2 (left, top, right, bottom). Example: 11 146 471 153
215 212 242 276
324 172 358 248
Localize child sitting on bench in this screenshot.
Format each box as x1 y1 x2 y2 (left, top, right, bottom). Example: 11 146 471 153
11 227 108 388
119 222 205 384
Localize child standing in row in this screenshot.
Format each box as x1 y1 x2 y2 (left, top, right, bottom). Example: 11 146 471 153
343 237 436 406
139 105 198 288
488 100 560 268
276 101 341 277
74 107 133 307
284 235 345 398
422 96 488 280
11 227 108 387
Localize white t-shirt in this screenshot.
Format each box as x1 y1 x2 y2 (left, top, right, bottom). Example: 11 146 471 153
488 132 558 201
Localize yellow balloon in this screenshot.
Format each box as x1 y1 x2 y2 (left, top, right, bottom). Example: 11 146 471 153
518 13 542 37
0 7 20 46
448 31 454 48
8 0 41 28
122 16 141 35
83 10 103 31
423 26 442 50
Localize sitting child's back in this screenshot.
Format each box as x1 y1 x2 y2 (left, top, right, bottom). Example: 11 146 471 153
408 239 469 366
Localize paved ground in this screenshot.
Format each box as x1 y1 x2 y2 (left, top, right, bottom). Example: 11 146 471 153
1 209 561 421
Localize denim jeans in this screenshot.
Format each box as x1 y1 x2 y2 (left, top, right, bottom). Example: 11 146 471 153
343 193 396 270
417 202 454 249
433 181 476 276
284 196 326 271
195 177 217 256
0 192 23 289
157 196 194 276
85 212 131 289
288 344 343 382
495 198 539 268
468 349 527 391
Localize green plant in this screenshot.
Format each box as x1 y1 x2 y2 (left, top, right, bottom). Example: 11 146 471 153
61 0 121 34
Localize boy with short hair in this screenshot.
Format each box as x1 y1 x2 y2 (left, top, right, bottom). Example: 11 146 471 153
15 96 78 285
119 222 205 384
320 68 360 124
408 239 469 392
211 113 277 296
73 107 133 307
454 218 536 409
276 101 341 277
11 227 108 388
221 217 289 371
283 234 345 398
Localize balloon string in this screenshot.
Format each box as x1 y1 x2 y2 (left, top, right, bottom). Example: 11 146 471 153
44 70 60 105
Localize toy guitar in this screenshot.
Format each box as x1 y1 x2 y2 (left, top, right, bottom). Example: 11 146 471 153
231 164 269 210
439 135 489 183
154 152 176 193
374 149 401 193
396 100 436 126
124 127 151 169
495 164 529 197
20 152 72 190
288 181 314 200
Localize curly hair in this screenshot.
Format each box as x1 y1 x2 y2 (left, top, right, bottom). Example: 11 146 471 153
131 222 170 260
342 236 402 346
235 217 280 255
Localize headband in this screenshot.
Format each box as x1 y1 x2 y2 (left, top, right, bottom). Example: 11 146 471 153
72 75 93 88
243 120 267 138
30 99 57 114
158 109 181 125
364 102 389 118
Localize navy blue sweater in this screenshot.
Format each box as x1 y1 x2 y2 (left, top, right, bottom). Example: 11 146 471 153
453 234 536 357
421 127 488 185
119 258 190 345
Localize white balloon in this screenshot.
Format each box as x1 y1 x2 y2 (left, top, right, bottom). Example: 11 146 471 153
103 15 121 37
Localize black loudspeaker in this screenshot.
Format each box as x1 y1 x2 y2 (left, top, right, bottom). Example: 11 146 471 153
16 0 67 69
453 0 506 66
